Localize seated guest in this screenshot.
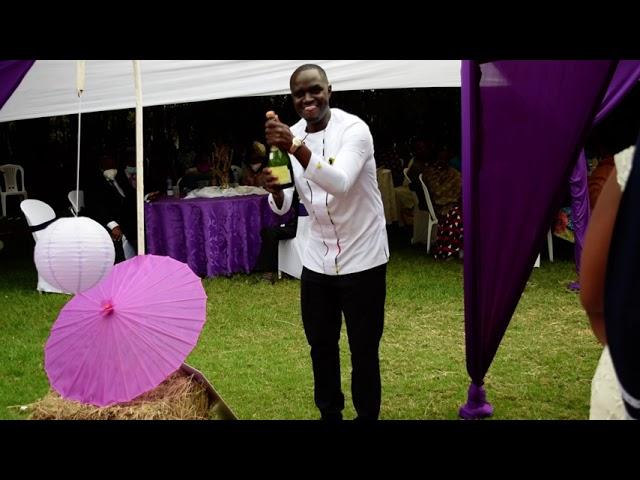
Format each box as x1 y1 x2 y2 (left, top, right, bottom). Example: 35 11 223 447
421 146 462 219
433 203 463 260
122 148 160 200
449 156 461 172
194 152 212 174
180 152 213 194
588 149 615 210
124 150 137 189
394 185 418 227
84 153 137 264
377 145 406 188
240 141 267 187
423 146 463 260
376 143 416 226
553 206 575 243
406 137 436 211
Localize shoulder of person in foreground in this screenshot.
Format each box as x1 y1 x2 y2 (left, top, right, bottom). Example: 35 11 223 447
580 169 622 345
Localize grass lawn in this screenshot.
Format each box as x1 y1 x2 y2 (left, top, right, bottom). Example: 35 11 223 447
0 224 600 420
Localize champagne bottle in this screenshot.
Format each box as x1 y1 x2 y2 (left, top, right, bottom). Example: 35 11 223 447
266 111 294 190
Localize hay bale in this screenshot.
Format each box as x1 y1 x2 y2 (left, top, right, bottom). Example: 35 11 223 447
28 369 215 420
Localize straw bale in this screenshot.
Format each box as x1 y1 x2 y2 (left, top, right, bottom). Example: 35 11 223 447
27 369 218 420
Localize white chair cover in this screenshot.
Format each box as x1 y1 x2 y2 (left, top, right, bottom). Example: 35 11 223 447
19 199 70 294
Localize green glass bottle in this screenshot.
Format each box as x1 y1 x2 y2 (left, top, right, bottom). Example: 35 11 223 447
266 111 294 190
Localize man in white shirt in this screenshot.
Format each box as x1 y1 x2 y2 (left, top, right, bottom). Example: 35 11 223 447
264 64 389 420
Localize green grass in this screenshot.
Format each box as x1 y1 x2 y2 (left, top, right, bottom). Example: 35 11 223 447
0 232 601 420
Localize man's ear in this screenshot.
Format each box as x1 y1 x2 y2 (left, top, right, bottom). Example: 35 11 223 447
327 84 332 97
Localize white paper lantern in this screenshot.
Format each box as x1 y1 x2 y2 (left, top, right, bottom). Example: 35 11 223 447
34 217 115 294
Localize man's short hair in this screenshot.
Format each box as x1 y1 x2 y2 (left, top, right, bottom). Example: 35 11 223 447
290 64 329 87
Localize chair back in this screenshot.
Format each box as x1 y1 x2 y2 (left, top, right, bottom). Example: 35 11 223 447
0 164 25 193
403 167 411 185
19 199 70 294
418 173 438 223
418 174 440 253
68 190 85 214
20 199 56 241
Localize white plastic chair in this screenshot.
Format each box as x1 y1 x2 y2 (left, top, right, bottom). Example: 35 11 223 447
403 167 435 247
67 189 84 215
0 164 28 217
403 166 411 186
278 215 311 280
533 230 554 268
404 167 427 245
19 199 70 294
418 173 439 253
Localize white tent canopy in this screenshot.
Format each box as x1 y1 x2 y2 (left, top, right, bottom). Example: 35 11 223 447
0 60 461 123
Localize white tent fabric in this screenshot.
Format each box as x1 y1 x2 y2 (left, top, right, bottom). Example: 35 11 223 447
0 60 461 122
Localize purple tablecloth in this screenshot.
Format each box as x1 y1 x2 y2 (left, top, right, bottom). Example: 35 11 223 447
145 194 291 277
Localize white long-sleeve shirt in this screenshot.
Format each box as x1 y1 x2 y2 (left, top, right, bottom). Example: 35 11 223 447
268 108 389 275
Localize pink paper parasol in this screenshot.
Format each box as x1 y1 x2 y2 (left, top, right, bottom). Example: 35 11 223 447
44 254 207 407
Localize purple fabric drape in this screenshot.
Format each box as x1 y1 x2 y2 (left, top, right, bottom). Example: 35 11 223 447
461 60 618 418
569 153 590 278
570 60 640 281
0 60 34 110
145 194 292 278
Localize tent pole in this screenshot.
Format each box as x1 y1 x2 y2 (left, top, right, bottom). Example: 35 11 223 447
74 60 85 218
133 60 145 255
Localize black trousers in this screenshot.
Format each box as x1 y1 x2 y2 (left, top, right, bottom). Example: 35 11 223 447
254 218 298 273
300 263 387 420
113 239 126 264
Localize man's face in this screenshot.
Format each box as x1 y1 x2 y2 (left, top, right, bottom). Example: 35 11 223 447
99 155 117 171
249 152 264 169
414 140 428 156
290 69 331 127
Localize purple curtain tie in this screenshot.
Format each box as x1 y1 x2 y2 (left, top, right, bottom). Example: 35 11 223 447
459 382 493 420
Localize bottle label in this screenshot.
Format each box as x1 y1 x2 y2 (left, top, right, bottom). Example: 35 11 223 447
270 165 292 185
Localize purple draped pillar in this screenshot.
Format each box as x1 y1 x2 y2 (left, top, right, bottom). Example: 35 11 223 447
570 60 640 289
0 60 34 110
460 60 618 419
569 152 590 284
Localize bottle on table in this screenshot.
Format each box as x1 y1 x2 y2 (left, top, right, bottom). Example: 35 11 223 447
166 177 174 197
